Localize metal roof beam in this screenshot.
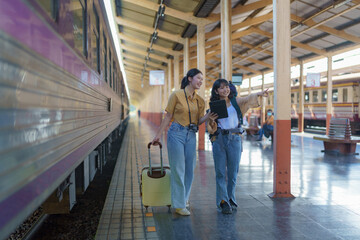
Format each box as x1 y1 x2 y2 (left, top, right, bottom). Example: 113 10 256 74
119 33 181 56
121 0 212 25
123 53 166 69
206 0 272 23
116 16 185 44
291 14 360 44
121 45 168 62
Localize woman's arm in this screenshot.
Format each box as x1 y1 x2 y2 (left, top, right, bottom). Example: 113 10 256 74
199 112 218 125
152 112 173 145
236 89 269 114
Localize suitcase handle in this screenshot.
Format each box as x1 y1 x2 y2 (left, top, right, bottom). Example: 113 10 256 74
148 141 162 149
147 141 163 176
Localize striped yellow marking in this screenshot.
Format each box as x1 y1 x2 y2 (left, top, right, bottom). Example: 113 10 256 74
145 212 153 217
147 226 156 232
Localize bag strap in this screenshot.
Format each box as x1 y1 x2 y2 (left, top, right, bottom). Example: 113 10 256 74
230 96 243 125
184 89 200 126
183 89 192 125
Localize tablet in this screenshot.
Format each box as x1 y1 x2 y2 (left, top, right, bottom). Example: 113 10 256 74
209 99 228 119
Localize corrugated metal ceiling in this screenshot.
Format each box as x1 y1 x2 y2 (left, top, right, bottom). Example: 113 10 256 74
115 0 360 106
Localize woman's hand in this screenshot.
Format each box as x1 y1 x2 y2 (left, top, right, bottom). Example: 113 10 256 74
208 112 218 121
204 111 218 121
151 136 160 146
257 88 269 97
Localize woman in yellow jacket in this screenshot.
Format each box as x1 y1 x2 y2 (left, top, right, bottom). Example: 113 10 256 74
152 68 216 216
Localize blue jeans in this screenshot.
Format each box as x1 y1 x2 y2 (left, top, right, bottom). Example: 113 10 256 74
167 122 197 208
258 124 274 139
212 133 242 207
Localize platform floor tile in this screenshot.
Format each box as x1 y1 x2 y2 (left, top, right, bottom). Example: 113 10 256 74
96 117 360 240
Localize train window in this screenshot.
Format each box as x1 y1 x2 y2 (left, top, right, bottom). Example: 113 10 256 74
291 93 294 103
71 0 88 57
113 61 116 91
343 88 348 102
305 92 309 102
37 0 59 21
109 51 112 88
313 91 318 103
91 5 100 73
332 89 338 102
322 90 327 102
103 33 107 82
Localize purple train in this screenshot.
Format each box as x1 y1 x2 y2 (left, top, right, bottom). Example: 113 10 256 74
0 0 129 238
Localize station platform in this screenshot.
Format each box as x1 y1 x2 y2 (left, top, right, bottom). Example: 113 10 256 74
96 117 360 240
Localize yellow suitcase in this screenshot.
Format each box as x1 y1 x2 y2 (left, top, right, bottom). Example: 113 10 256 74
141 142 171 209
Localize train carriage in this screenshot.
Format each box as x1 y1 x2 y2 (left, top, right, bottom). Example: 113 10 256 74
245 77 360 133
0 0 129 239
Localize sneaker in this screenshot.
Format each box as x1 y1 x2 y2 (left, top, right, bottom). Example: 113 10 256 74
220 201 232 214
186 201 190 208
229 199 238 210
175 208 190 216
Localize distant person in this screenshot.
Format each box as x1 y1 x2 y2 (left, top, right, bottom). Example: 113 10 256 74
138 109 141 118
152 68 217 216
207 79 268 214
257 109 274 141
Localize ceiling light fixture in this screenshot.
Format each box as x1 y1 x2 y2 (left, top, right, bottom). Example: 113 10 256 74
141 0 165 88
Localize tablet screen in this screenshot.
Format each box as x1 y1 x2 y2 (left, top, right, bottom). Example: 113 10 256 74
209 99 228 119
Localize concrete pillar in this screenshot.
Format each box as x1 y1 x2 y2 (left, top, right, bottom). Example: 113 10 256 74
174 54 180 90
248 77 252 123
163 69 167 110
269 0 294 198
183 38 190 76
298 61 304 132
326 56 333 135
261 72 265 126
197 23 206 150
221 0 232 80
168 58 172 95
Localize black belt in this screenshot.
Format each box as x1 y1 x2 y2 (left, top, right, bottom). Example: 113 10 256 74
219 128 244 135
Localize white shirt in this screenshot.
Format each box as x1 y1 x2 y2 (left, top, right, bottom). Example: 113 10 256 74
217 103 238 130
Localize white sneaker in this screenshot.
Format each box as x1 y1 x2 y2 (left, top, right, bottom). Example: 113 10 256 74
175 208 190 216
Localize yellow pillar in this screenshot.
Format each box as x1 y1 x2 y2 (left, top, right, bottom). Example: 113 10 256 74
269 0 294 198
220 0 232 80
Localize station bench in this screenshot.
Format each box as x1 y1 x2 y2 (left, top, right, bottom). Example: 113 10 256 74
243 116 259 136
313 118 360 155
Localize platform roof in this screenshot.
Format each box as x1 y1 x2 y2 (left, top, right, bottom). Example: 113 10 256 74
114 0 360 106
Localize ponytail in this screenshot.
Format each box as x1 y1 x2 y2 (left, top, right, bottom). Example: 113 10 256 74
180 68 202 89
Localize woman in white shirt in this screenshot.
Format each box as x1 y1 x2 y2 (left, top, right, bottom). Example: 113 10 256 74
207 79 268 214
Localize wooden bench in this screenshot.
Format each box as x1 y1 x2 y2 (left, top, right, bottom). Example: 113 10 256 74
244 116 260 136
313 118 360 155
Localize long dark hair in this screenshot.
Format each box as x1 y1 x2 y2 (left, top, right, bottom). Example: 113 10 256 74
181 68 202 89
210 79 234 102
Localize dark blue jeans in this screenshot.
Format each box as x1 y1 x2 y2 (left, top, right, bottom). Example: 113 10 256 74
212 133 242 207
258 124 273 139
